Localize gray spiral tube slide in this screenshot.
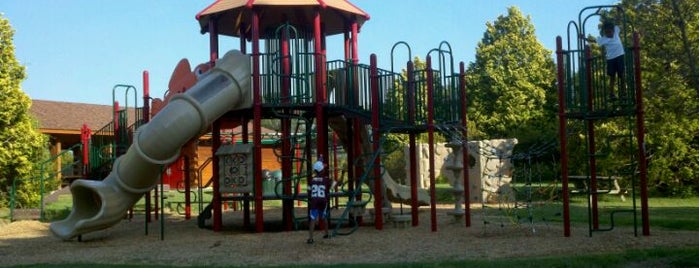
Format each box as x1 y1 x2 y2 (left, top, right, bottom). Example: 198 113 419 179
50 50 251 240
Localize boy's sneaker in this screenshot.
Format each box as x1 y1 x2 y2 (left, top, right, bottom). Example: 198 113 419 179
322 234 331 239
306 239 314 244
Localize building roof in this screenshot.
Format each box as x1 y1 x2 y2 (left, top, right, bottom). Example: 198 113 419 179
196 0 370 37
30 99 279 136
30 99 115 135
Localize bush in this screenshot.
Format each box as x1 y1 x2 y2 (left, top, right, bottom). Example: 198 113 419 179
12 178 43 208
650 182 697 198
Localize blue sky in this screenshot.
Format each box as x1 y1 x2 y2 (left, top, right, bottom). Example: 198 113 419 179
2 0 616 106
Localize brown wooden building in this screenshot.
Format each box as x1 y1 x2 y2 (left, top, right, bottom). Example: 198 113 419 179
30 99 281 187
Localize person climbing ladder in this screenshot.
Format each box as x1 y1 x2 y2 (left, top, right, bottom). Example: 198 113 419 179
584 20 625 99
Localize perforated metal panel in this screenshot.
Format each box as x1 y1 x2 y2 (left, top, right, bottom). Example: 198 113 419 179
216 144 254 193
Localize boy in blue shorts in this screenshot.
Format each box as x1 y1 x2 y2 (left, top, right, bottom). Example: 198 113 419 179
585 21 625 99
307 160 331 244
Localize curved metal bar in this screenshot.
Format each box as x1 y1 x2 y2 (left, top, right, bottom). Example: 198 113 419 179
566 20 581 52
112 84 139 112
579 5 632 46
390 41 412 75
426 41 456 91
437 40 455 75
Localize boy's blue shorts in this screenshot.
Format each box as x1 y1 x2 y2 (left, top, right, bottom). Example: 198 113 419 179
309 208 328 220
607 55 625 77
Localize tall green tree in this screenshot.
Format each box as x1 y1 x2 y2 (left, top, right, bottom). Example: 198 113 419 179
620 0 699 196
0 15 49 207
465 6 558 146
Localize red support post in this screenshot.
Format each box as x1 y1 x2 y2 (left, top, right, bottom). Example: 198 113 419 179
407 60 419 226
343 30 350 61
584 45 599 231
314 9 329 164
295 142 302 206
314 9 331 232
556 36 571 237
370 54 382 230
349 119 358 204
426 56 437 232
409 134 418 226
633 33 650 236
142 71 150 125
113 101 120 159
239 23 247 54
209 23 219 65
207 17 223 232
282 30 291 97
184 156 191 219
349 20 361 212
349 21 360 218
142 70 152 223
459 61 470 227
252 10 265 233
212 121 222 229
80 124 91 178
332 133 339 207
242 117 251 227
281 27 294 231
351 21 359 65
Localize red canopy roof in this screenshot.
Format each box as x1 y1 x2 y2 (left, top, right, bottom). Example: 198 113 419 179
196 0 370 37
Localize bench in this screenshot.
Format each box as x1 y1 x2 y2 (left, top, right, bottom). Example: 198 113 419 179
568 175 625 200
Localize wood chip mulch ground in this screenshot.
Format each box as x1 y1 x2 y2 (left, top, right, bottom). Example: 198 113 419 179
1 204 697 267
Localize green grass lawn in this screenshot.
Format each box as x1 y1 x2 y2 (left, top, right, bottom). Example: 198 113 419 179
8 183 699 232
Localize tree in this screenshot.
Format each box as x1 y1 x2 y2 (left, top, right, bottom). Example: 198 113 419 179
465 6 558 147
619 0 699 196
0 15 49 207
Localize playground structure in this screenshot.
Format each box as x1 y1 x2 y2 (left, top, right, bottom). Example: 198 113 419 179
49 0 473 240
38 2 652 241
556 5 649 237
192 0 474 235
